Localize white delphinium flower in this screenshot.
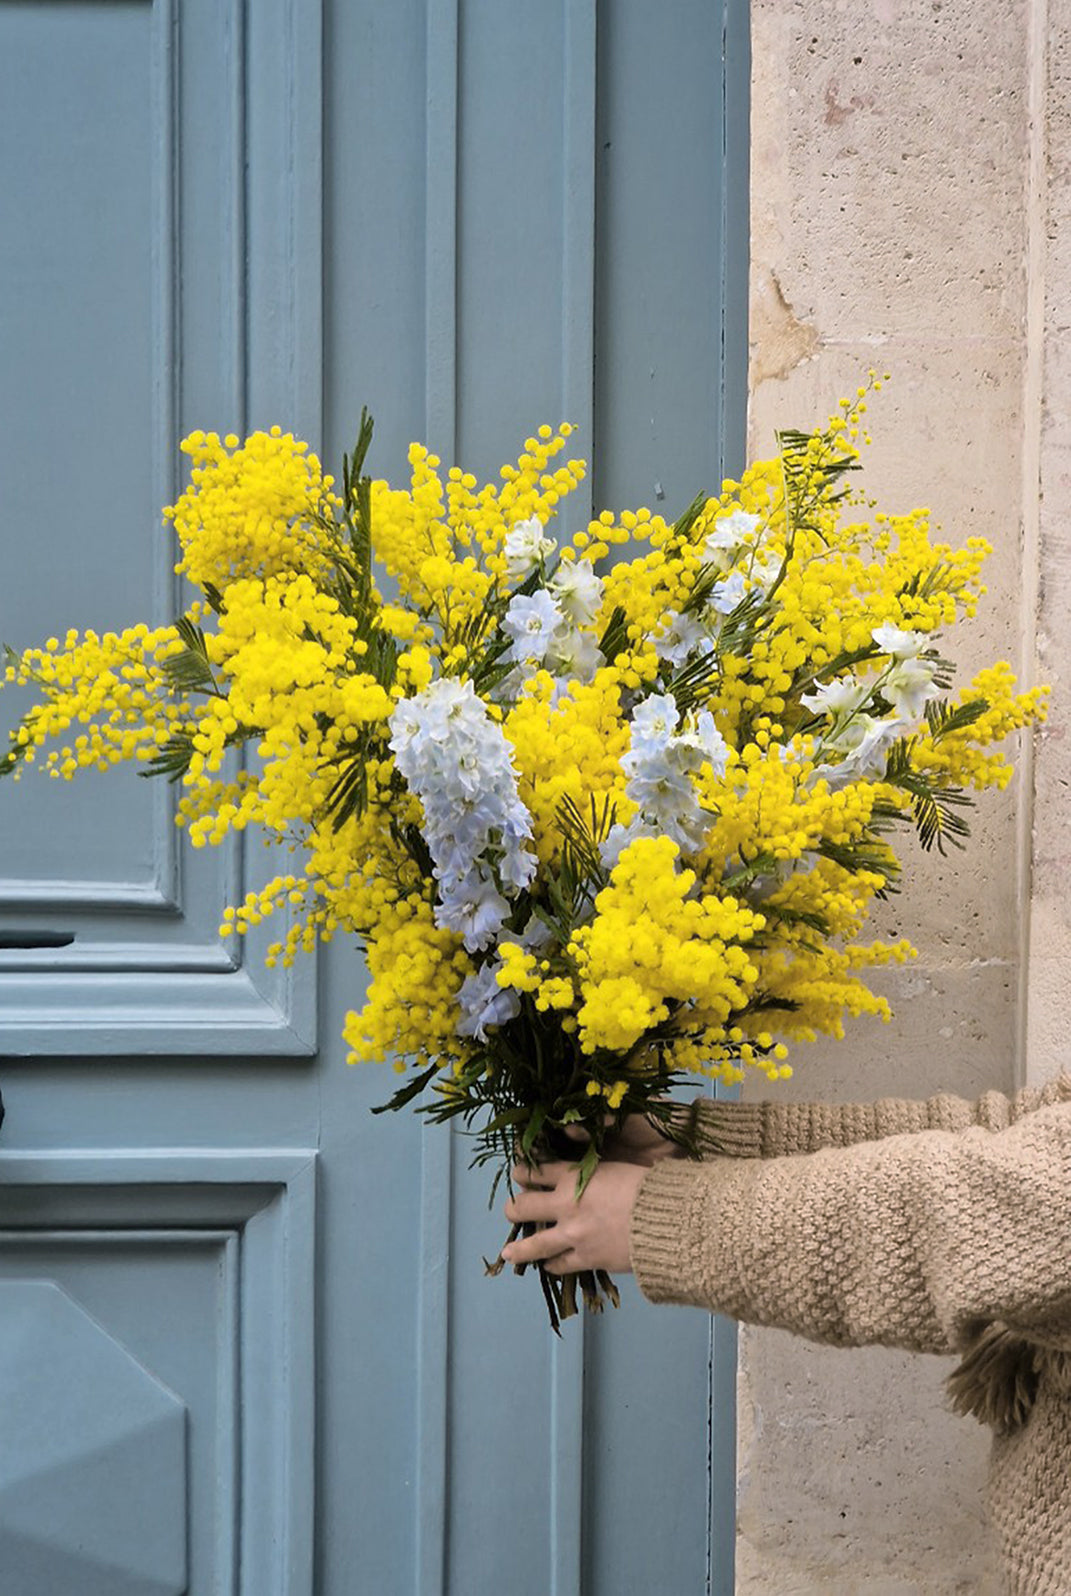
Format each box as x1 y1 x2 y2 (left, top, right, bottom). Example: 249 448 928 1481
710 570 748 615
599 817 661 872
550 558 602 626
749 551 783 591
389 677 537 950
815 712 909 790
444 872 515 950
389 675 476 759
455 917 552 1042
800 675 871 720
504 515 556 580
432 791 507 875
617 696 726 855
716 507 762 540
653 611 716 669
871 622 929 659
503 589 566 666
546 625 601 687
702 509 761 570
884 656 940 720
487 665 527 706
676 709 730 775
626 758 703 850
456 959 520 1042
626 694 679 757
496 809 540 892
518 914 555 954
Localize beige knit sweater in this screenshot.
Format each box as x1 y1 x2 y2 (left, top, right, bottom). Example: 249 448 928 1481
630 1075 1071 1595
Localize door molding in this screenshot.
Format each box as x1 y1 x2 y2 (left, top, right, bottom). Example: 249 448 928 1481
0 0 323 1056
0 1147 317 1596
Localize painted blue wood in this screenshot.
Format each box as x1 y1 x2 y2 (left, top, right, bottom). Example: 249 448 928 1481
0 1149 316 1596
723 0 753 486
0 1279 187 1595
416 9 460 1591
552 19 598 1588
0 0 319 1054
0 1 748 1592
593 0 732 514
712 11 752 1594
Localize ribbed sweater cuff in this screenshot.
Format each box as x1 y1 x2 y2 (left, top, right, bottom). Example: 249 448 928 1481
693 1099 767 1158
630 1159 728 1307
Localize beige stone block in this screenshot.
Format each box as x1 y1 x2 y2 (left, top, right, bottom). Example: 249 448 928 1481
743 0 1051 1585
751 0 1029 346
1026 328 1071 1079
1024 712 1071 1086
1042 8 1071 337
748 345 1025 585
746 342 1034 967
734 1330 999 1594
1037 335 1071 658
1024 898 1071 1085
745 959 1019 1107
867 782 1023 966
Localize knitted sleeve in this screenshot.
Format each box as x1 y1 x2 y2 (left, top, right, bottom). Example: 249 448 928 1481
631 1099 1071 1356
693 1074 1071 1160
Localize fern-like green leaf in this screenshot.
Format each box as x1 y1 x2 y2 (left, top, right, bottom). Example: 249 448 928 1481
661 490 707 555
322 755 369 830
554 791 616 906
720 850 780 892
139 731 196 783
925 695 988 743
598 606 629 665
160 617 221 697
817 836 901 889
883 738 975 854
664 649 721 714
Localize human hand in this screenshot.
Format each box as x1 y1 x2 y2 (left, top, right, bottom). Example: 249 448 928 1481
559 1105 693 1168
604 1109 691 1166
500 1158 648 1276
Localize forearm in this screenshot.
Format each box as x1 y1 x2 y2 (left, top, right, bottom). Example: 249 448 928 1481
632 1101 1071 1355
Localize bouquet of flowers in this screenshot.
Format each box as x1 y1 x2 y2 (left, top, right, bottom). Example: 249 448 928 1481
1 381 1047 1327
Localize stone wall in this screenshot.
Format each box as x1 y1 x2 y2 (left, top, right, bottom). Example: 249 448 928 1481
740 0 1059 1587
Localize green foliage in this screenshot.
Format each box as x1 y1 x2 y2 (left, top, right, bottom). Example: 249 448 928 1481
658 490 708 560
817 835 901 894
553 792 615 914
662 649 720 715
340 408 376 609
884 737 975 853
597 605 629 665
0 648 25 778
160 616 221 697
925 695 988 742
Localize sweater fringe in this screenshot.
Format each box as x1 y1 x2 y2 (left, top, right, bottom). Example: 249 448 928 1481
946 1321 1039 1435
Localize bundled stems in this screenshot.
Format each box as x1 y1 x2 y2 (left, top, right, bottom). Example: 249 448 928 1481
485 1221 620 1335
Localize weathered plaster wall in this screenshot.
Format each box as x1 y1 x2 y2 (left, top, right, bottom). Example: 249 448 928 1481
1026 2 1071 1085
741 0 1055 1587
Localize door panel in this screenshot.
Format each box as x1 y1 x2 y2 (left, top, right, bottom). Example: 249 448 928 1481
0 1 748 1590
0 1152 315 1595
0 0 316 1053
0 1279 186 1596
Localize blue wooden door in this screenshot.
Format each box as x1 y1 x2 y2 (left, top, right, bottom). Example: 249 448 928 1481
0 3 748 1592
